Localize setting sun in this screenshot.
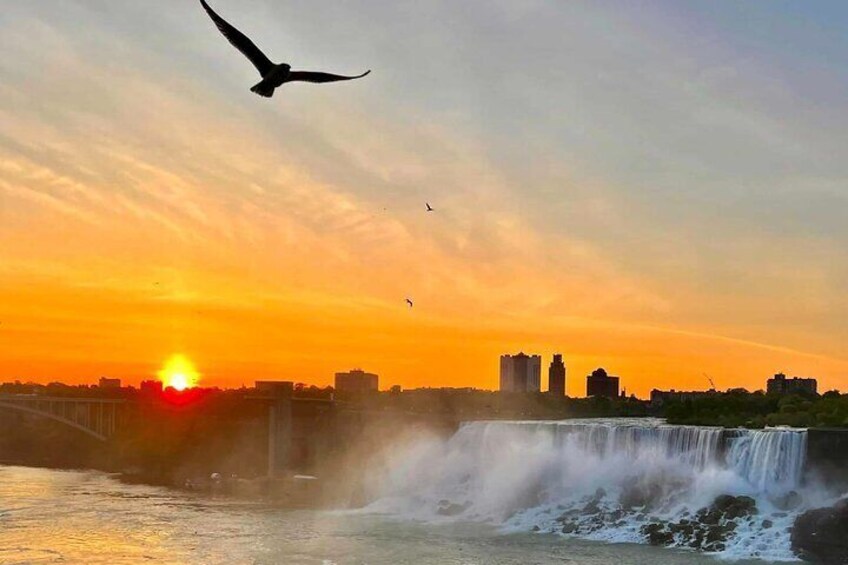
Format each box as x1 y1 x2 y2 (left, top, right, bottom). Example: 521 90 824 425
157 354 200 391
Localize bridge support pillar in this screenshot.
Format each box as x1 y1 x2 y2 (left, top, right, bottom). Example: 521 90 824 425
265 383 293 478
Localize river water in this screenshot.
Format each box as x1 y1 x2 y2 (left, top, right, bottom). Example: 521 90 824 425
0 465 752 565
1 418 839 564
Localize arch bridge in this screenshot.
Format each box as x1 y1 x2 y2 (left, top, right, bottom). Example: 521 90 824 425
0 395 124 441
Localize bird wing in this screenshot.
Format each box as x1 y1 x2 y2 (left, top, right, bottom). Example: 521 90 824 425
199 0 274 76
286 70 371 83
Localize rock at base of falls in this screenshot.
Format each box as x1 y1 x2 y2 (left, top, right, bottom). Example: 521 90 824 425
706 494 758 520
638 494 758 553
791 499 848 564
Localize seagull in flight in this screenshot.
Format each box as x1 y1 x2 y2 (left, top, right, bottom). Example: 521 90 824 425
199 0 371 98
405 298 414 308
425 203 434 212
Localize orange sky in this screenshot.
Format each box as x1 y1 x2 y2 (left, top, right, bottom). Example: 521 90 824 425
2 2 848 397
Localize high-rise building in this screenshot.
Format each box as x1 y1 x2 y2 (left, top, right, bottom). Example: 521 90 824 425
586 368 619 399
335 369 379 392
767 373 817 395
548 354 566 396
499 353 542 392
98 377 121 389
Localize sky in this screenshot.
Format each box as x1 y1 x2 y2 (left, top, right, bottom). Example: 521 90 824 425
1 1 848 397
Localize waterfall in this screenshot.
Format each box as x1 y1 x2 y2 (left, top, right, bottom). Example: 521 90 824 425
368 418 832 562
726 428 807 495
546 420 724 469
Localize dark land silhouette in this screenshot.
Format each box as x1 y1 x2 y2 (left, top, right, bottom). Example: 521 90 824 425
0 380 646 487
3 379 848 503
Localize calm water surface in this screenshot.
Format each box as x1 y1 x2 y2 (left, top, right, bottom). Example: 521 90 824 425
0 466 779 564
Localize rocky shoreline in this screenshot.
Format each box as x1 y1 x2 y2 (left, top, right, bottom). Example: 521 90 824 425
547 489 848 563
792 499 848 564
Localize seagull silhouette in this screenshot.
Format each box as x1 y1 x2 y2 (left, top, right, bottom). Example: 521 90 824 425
425 203 434 212
199 0 371 98
405 298 414 308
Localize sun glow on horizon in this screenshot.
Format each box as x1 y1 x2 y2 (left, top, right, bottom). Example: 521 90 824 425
157 354 200 391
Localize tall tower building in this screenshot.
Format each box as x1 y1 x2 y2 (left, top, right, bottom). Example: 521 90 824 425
499 353 542 392
548 354 566 396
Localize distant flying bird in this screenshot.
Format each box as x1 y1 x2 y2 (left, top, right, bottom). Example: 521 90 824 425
405 298 414 308
199 0 371 98
425 203 434 212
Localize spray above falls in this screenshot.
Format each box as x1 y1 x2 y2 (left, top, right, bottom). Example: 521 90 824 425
369 418 837 562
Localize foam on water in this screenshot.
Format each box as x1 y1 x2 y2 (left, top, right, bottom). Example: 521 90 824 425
367 418 840 562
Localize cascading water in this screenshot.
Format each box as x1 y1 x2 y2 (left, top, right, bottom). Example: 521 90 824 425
367 418 838 562
726 429 807 495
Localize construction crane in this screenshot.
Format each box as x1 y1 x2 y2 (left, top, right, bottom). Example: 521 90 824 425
703 373 716 391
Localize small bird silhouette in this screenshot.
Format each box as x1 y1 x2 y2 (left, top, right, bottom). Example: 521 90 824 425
405 298 414 308
425 203 434 212
199 0 370 98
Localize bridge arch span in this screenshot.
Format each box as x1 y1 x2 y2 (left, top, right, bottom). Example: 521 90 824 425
0 397 122 442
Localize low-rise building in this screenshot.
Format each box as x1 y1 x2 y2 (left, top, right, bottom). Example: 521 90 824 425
767 373 817 395
650 388 717 407
139 380 163 395
335 369 379 392
255 381 294 396
586 368 619 399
